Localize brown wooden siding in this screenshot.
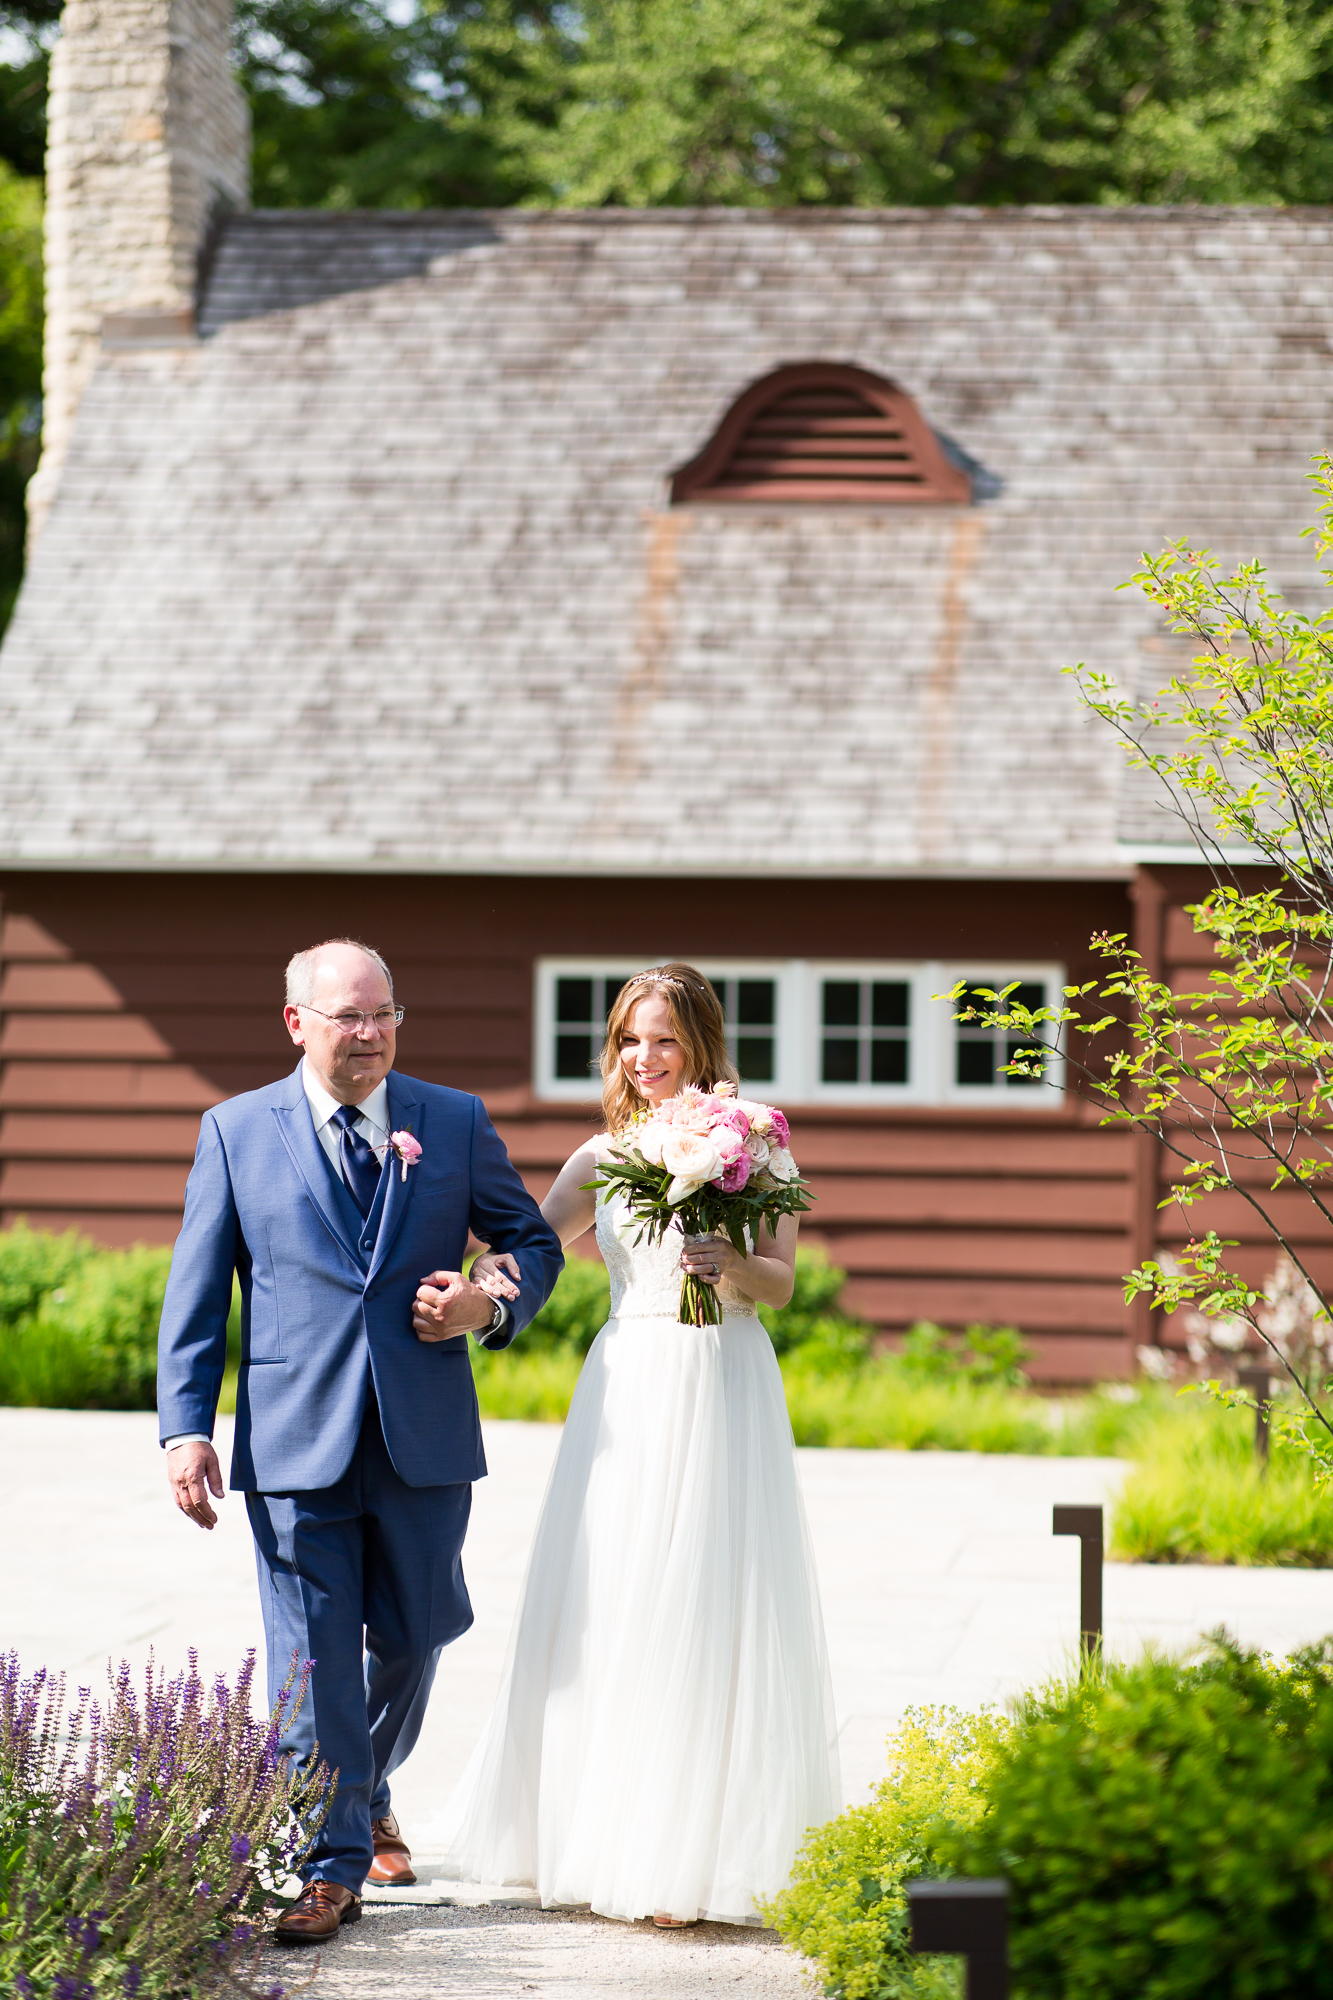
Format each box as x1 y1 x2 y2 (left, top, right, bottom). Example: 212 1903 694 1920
1129 865 1333 1357
1 870 1140 1381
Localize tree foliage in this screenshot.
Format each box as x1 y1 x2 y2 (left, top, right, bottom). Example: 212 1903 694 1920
236 0 533 207
970 456 1333 1470
0 153 40 631
0 1 1330 627
225 0 1333 213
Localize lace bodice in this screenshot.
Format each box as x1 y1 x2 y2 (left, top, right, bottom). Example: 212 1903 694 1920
595 1191 759 1321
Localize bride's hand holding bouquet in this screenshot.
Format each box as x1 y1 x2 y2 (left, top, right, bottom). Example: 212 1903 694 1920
585 1081 812 1326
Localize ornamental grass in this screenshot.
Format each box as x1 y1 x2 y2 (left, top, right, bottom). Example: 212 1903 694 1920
0 1648 330 1999
1110 1400 1333 1567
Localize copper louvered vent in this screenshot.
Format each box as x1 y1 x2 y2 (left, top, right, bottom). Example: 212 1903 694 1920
670 362 971 506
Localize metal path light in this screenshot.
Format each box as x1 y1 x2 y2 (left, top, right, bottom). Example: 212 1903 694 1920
1237 1362 1273 1464
1052 1503 1103 1662
907 1877 1009 1999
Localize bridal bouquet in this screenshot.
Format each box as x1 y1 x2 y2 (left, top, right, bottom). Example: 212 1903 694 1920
586 1082 813 1326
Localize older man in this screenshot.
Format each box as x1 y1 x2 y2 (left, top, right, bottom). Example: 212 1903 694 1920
157 938 562 1939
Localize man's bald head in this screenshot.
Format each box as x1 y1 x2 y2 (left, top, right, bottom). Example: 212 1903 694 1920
282 939 399 1103
286 939 394 1009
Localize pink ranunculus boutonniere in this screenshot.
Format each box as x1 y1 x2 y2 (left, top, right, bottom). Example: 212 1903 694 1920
387 1130 423 1182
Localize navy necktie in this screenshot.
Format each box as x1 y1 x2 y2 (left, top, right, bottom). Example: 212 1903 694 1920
332 1104 382 1219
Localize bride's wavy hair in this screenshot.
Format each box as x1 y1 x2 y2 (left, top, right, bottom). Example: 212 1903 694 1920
601 963 739 1133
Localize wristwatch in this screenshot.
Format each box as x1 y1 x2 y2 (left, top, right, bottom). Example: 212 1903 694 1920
485 1296 507 1335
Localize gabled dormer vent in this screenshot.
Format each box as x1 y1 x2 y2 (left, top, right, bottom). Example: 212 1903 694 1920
670 362 971 506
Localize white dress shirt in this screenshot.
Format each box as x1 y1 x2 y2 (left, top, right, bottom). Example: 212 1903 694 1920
302 1059 391 1171
165 1059 504 1450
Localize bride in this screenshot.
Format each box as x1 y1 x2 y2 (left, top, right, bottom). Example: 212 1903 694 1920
435 962 840 1926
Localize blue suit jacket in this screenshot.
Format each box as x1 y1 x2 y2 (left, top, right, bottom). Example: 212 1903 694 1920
156 1064 563 1492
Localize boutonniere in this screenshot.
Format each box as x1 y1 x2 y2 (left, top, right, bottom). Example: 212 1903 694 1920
385 1129 423 1182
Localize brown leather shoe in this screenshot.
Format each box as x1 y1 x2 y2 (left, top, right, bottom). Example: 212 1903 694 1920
274 1879 362 1941
366 1811 417 1887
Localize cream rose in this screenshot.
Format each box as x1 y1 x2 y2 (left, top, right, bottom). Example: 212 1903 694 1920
660 1127 724 1203
633 1120 667 1166
767 1145 798 1183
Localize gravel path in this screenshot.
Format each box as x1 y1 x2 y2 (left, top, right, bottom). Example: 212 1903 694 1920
256 1897 814 1998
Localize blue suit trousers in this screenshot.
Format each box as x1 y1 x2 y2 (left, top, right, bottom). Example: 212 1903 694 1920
246 1394 473 1891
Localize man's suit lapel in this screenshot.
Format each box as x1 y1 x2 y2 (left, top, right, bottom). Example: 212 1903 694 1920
271 1064 364 1268
368 1073 424 1281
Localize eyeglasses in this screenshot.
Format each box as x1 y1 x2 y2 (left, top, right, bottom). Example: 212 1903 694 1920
299 1005 405 1035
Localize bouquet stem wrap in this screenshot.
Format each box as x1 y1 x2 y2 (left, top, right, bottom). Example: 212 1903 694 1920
584 1084 812 1327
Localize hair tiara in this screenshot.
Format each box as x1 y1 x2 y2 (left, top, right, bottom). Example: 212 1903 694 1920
624 969 705 994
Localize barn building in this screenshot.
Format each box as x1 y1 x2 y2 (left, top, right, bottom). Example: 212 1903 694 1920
2 0 1327 1381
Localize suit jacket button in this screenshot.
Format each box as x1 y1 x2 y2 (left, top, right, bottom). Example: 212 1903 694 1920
362 1238 373 1252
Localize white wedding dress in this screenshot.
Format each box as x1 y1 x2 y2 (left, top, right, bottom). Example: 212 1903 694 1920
433 1189 841 1925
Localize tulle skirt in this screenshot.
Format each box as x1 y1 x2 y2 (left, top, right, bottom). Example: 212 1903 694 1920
432 1309 841 1924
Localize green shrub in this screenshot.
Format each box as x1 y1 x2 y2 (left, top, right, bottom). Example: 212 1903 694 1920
0 1218 91 1329
520 1253 611 1354
760 1246 871 1359
765 1706 1010 1998
899 1320 1032 1390
951 1637 1333 2000
0 1243 173 1410
470 1341 585 1421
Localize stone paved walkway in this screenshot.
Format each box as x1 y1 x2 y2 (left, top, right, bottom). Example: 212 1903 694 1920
6 1409 1333 1995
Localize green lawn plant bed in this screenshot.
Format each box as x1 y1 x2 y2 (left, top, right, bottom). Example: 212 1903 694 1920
5 1222 1333 1566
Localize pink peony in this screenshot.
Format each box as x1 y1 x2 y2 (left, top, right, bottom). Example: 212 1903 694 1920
712 1151 751 1193
713 1105 750 1138
768 1108 791 1149
390 1130 422 1164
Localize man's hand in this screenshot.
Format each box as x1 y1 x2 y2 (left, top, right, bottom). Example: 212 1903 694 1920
167 1441 225 1530
413 1271 498 1343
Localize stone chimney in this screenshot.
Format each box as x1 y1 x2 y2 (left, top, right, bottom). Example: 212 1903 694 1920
28 0 249 536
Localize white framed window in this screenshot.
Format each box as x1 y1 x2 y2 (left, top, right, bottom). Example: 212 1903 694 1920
532 958 1064 1105
805 961 927 1104
533 958 804 1102
935 964 1065 1102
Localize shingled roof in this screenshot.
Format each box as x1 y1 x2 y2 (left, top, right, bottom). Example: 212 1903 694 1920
2 205 1330 876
